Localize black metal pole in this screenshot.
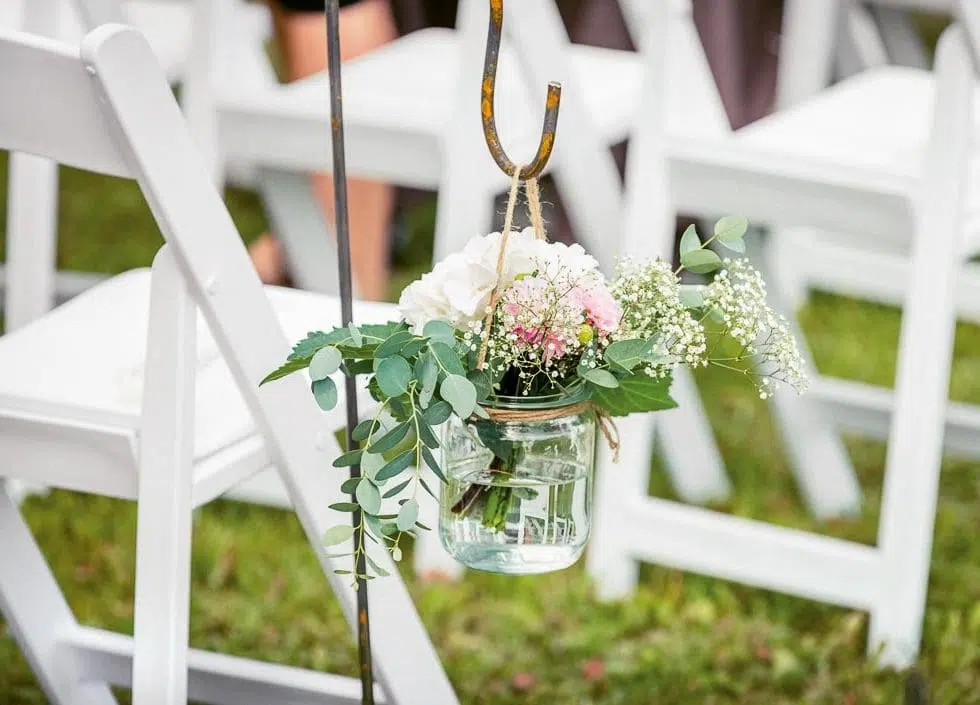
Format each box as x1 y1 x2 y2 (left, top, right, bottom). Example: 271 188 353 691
323 1 374 702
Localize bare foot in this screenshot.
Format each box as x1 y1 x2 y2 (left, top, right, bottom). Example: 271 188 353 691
249 233 288 286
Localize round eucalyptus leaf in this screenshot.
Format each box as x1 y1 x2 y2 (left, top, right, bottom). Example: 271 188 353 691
397 499 420 532
680 248 723 274
679 224 701 256
376 355 412 398
422 320 456 345
361 451 385 480
714 215 749 242
440 374 477 418
583 368 620 389
356 478 382 515
309 346 342 381
311 377 338 411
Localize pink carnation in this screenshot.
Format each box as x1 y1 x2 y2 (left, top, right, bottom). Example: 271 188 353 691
572 283 621 334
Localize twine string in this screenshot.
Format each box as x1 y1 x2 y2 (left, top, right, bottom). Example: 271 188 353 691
477 402 620 462
476 166 525 370
525 176 546 240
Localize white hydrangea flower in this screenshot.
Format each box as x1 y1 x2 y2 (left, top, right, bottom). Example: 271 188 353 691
397 228 603 333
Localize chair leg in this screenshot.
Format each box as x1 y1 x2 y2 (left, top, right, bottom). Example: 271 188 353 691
131 246 196 704
257 167 342 297
750 230 864 519
655 367 732 504
0 487 118 705
587 413 653 600
867 23 973 670
411 482 465 581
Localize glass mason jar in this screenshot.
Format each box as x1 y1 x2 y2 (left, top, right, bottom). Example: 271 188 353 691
438 385 597 574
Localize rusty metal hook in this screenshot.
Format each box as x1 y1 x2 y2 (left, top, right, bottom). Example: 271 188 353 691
481 0 562 180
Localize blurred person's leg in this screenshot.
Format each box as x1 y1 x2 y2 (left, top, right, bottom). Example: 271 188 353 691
252 0 397 300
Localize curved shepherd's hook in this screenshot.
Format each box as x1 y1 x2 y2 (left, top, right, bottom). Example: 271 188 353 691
482 0 562 180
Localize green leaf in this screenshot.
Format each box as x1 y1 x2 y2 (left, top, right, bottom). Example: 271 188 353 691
311 377 338 411
341 477 360 494
348 323 363 347
423 320 457 346
582 368 620 388
419 476 438 499
720 237 746 254
368 421 410 454
360 451 385 480
680 248 723 274
679 223 701 256
415 520 432 532
289 331 337 360
344 359 374 376
309 346 342 381
375 450 414 483
364 553 390 578
376 355 412 398
375 330 415 358
400 338 427 358
323 524 355 547
421 400 453 426
417 420 440 449
679 285 706 309
429 341 466 376
422 447 448 484
382 478 412 499
590 372 678 417
467 369 492 402
358 322 409 341
352 419 375 442
356 478 382 515
364 514 383 539
333 449 363 468
261 357 311 385
441 375 478 418
604 339 655 373
329 502 359 512
714 215 749 243
418 353 439 407
397 500 419 532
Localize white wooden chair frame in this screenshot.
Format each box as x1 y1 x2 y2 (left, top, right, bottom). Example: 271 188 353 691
0 24 458 704
588 0 976 666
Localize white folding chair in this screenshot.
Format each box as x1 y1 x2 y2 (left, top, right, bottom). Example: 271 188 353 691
0 23 457 704
776 0 946 113
589 0 977 667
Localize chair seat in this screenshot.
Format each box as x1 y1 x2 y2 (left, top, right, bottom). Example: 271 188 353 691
731 65 980 251
220 23 728 190
0 268 398 496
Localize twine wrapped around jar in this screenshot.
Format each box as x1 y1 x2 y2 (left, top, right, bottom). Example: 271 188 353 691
473 167 620 462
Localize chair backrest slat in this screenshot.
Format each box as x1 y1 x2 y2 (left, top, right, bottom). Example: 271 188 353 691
0 30 130 177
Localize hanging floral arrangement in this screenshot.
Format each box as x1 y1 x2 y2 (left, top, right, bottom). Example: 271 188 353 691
262 172 807 577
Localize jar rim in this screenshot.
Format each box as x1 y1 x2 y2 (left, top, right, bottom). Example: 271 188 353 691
483 380 589 410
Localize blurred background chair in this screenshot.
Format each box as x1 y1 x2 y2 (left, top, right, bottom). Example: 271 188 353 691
588 0 979 668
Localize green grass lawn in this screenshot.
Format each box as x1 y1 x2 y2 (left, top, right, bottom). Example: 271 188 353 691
3 155 980 705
